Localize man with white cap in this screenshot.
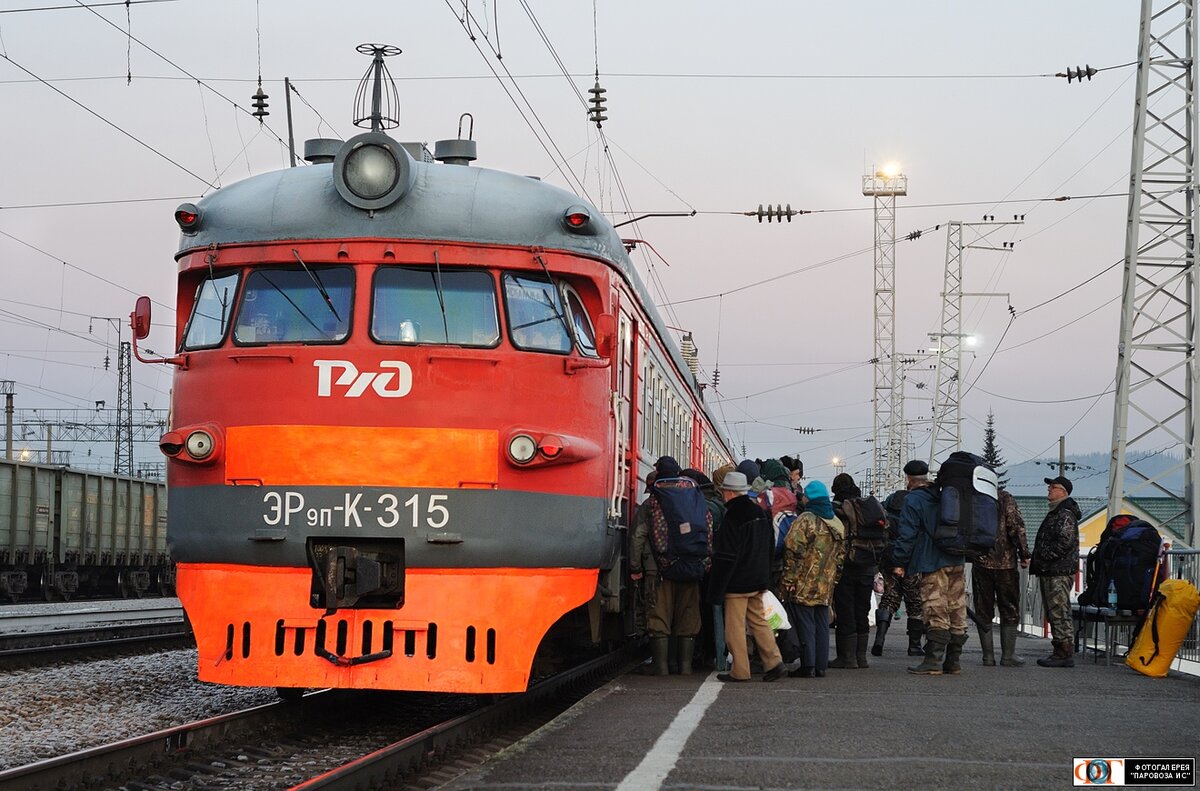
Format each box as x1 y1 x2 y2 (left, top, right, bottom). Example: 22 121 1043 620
708 470 785 682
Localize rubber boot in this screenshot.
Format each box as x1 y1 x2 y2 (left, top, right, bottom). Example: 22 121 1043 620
871 608 892 656
637 636 671 675
677 636 695 675
668 636 680 674
999 625 1025 667
1037 640 1075 668
828 634 858 669
855 633 870 669
906 618 926 656
908 629 950 675
942 631 968 674
978 626 995 666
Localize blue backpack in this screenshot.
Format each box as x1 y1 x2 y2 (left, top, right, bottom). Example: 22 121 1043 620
649 478 713 582
773 511 799 559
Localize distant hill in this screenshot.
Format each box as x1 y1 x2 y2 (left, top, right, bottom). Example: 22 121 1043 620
997 451 1184 498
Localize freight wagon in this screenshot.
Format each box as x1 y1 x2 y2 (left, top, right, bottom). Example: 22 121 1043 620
0 458 171 601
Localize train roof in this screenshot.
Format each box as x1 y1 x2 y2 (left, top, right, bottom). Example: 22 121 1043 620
179 152 730 450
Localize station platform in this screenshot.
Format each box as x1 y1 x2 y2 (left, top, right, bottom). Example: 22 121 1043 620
445 633 1199 790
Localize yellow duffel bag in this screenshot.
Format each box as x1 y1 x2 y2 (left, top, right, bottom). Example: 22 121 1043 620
1126 578 1200 677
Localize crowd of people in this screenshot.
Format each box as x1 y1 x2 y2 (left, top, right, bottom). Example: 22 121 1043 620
630 454 1081 681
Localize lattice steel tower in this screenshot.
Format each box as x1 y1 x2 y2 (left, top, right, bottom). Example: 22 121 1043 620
115 340 133 476
863 168 907 495
1109 0 1199 545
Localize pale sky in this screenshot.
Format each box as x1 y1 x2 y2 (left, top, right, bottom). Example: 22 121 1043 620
0 1 1143 479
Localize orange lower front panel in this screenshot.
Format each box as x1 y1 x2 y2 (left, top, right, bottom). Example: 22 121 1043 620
176 563 598 693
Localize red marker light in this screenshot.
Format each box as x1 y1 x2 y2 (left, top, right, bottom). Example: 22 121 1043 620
565 212 588 227
174 203 201 231
539 435 564 458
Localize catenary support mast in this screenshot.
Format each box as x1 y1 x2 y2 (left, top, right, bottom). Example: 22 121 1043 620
1109 0 1199 546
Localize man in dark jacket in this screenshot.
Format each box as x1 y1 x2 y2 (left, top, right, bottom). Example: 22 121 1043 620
891 468 969 675
709 471 784 682
1031 475 1081 668
875 459 931 657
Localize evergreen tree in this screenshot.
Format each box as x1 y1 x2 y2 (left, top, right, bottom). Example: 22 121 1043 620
982 409 1009 488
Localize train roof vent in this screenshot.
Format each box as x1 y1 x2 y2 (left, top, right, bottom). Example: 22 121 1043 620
434 138 477 166
304 138 343 164
434 113 477 166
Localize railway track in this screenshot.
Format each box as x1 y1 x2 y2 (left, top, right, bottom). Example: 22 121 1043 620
0 601 191 667
0 645 638 790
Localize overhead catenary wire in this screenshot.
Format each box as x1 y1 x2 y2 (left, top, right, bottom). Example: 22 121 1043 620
0 51 217 189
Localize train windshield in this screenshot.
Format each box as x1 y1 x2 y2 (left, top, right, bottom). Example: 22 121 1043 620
372 268 499 346
503 274 572 354
181 273 240 350
232 267 353 345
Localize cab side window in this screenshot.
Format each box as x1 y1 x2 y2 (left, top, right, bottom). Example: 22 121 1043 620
503 273 572 354
181 273 240 350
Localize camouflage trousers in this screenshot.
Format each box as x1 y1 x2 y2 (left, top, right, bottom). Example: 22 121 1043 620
879 566 923 619
918 566 967 634
1038 575 1074 644
972 566 1021 626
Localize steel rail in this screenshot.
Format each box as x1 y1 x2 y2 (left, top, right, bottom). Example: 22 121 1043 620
0 696 307 791
294 645 640 790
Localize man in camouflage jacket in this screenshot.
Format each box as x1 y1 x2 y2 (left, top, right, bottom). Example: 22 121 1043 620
1030 475 1081 668
972 487 1031 666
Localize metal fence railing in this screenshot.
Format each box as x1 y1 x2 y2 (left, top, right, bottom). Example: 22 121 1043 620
1008 548 1200 673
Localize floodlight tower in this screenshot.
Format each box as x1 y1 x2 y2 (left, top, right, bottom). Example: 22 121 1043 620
863 166 907 495
1109 0 1199 546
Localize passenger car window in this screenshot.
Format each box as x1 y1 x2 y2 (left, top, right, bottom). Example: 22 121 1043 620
562 285 598 357
372 268 499 346
232 267 352 345
181 273 240 350
503 274 572 353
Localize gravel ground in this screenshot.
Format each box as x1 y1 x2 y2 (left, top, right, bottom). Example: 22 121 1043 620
0 648 278 770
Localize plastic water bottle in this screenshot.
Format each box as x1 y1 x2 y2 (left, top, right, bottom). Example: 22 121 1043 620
1107 580 1118 609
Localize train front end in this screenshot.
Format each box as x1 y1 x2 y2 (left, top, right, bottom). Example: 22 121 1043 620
137 131 629 694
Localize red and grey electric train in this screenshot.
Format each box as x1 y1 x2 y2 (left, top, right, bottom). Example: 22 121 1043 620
132 88 731 696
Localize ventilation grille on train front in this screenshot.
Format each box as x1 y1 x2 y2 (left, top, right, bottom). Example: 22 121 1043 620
217 619 498 666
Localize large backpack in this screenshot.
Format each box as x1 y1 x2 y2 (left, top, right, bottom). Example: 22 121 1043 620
649 477 713 582
883 489 908 541
1078 519 1166 611
773 511 800 559
837 495 889 564
932 451 999 560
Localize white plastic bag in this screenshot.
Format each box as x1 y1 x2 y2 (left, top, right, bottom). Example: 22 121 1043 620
762 590 791 631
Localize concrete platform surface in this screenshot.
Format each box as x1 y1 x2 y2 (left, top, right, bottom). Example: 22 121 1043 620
444 634 1199 790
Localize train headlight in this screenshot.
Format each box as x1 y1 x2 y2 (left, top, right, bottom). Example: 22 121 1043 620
184 430 215 460
333 132 415 211
344 145 397 199
508 434 537 464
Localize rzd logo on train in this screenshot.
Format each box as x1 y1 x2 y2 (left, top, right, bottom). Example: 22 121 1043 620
314 360 413 397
